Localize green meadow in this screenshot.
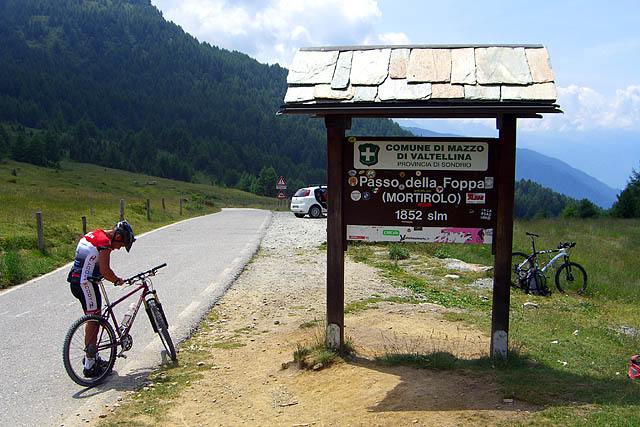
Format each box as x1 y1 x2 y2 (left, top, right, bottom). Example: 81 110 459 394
0 160 279 288
349 217 640 426
4 159 640 425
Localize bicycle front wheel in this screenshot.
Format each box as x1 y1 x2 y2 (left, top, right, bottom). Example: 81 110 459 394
147 298 177 361
62 315 117 387
511 251 533 289
555 262 587 295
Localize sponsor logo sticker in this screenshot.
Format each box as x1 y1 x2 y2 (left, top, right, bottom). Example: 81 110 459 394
466 193 486 204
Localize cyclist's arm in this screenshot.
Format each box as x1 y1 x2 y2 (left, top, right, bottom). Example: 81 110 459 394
98 249 124 285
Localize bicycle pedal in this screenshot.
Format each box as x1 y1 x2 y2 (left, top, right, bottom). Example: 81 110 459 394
117 354 128 359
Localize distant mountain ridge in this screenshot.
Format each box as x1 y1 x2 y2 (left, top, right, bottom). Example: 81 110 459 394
400 126 460 138
402 125 619 208
515 148 618 208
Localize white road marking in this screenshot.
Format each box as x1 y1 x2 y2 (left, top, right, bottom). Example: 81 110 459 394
177 301 199 319
200 282 220 297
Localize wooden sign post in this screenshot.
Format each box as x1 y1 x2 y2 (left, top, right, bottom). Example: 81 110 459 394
325 116 350 348
279 44 561 357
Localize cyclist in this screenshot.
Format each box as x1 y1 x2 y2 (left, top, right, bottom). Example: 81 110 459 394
67 220 135 377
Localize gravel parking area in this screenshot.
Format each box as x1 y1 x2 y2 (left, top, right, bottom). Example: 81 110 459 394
95 211 538 427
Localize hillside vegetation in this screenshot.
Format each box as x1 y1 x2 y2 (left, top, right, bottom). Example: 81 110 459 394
347 216 640 424
0 0 409 193
0 159 276 289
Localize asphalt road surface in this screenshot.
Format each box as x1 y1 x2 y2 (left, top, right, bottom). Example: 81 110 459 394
0 208 271 426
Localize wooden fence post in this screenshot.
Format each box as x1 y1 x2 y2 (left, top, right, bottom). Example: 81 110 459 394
36 212 44 253
90 205 93 215
162 197 166 213
146 199 151 221
120 199 125 221
180 198 183 215
82 216 87 234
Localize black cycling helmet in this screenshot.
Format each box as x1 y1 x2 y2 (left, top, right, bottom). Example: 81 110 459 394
113 220 135 252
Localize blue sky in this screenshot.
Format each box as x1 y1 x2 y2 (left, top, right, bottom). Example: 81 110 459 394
151 0 640 189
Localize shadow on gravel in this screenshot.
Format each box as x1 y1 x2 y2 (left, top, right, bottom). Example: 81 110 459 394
71 362 178 399
345 350 640 414
340 355 541 414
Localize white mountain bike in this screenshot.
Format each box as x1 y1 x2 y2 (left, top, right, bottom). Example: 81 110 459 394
511 232 587 295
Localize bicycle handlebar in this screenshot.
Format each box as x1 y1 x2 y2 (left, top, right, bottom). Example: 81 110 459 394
557 242 576 249
124 263 167 284
523 232 576 251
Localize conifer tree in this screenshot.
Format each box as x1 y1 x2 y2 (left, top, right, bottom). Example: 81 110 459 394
612 167 640 218
0 125 9 159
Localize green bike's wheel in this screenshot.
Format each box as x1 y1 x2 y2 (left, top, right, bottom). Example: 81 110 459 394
555 262 587 295
147 298 177 361
63 315 117 387
511 251 533 290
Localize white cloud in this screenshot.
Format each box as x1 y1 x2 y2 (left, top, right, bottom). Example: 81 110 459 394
520 85 640 132
370 32 410 45
152 0 390 67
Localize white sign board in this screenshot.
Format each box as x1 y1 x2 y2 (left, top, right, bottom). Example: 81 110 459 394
353 139 489 171
347 225 493 244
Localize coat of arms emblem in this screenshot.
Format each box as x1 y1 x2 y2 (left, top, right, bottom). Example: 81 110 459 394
358 143 380 166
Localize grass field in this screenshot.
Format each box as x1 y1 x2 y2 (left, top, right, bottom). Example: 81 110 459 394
348 217 640 425
0 159 281 288
4 159 640 424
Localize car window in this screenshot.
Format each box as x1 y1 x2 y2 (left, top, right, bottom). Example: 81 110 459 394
294 188 310 197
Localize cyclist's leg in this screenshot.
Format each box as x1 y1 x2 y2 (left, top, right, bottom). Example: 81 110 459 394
63 315 117 386
71 280 103 363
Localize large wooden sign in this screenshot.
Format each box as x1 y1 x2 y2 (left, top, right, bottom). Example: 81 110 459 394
343 136 497 244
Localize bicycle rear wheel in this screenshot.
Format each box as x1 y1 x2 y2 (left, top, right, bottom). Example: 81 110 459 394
62 315 117 387
511 251 533 289
146 297 177 361
555 262 587 294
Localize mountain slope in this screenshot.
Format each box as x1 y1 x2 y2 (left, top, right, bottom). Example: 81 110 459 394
402 125 618 208
0 0 409 190
515 148 618 208
400 126 460 138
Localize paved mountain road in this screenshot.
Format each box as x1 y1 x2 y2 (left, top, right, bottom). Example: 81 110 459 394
0 209 271 426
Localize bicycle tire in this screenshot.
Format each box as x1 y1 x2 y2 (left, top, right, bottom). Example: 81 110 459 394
511 251 533 289
62 315 117 387
555 262 587 295
147 298 177 361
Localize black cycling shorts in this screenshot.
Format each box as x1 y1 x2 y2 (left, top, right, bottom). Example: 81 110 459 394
69 279 102 314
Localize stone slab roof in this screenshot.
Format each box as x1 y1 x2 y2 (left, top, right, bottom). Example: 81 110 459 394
283 45 557 105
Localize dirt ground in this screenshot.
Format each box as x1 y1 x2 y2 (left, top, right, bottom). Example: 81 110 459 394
96 215 541 426
163 306 539 427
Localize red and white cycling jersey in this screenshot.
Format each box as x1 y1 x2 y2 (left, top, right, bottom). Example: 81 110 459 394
69 229 111 313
